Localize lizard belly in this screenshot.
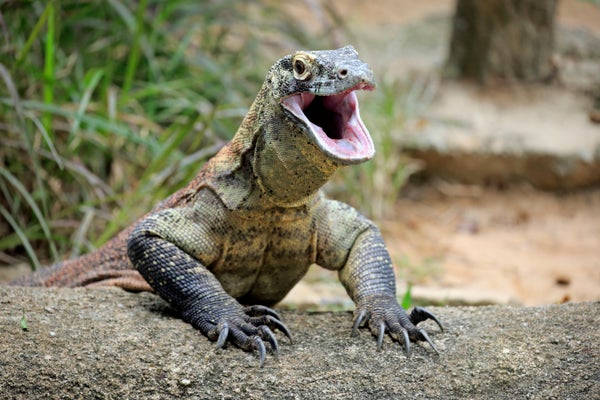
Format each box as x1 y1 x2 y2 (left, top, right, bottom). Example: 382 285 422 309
211 214 316 305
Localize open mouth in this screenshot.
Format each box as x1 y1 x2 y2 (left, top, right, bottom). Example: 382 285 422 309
281 85 375 164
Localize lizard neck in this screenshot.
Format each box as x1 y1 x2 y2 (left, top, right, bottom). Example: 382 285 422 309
251 95 341 208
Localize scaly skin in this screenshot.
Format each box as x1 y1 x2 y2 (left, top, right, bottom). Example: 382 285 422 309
11 46 442 366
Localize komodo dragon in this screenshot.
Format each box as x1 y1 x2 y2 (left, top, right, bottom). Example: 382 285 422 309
11 46 443 367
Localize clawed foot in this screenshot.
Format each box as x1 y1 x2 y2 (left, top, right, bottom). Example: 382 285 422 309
351 296 443 356
187 304 291 368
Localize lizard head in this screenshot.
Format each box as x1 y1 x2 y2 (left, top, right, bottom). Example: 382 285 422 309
270 46 376 165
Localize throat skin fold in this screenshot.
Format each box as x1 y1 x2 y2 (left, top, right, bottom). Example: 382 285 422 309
252 94 341 208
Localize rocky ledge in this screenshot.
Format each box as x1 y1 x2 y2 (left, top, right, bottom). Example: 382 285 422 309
0 287 597 399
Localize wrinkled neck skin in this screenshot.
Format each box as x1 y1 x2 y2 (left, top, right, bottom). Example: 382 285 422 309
250 92 340 209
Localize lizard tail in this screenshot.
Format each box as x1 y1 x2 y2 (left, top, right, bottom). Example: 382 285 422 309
8 228 151 291
8 178 193 290
9 259 89 287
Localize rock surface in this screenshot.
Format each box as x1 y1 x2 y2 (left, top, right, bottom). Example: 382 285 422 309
1 286 598 399
401 82 600 190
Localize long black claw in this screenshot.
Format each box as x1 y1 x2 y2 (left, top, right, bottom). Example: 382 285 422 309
352 309 367 337
245 305 282 321
419 329 439 355
268 316 293 344
376 321 385 351
255 337 266 368
402 329 411 357
216 324 229 349
410 306 444 332
260 326 279 358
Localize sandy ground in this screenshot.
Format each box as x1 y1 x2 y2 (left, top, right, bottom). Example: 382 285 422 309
281 184 600 308
385 183 600 306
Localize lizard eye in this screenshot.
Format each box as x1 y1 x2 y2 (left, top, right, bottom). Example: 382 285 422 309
292 56 312 81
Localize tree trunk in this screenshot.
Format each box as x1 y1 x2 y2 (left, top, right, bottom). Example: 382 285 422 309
446 0 558 83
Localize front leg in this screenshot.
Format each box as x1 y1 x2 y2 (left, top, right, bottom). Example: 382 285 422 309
317 200 442 355
127 206 290 368
340 227 443 355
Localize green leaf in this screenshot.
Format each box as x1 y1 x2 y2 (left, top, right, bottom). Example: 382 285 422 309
21 310 28 332
0 205 41 270
401 283 413 310
0 168 59 261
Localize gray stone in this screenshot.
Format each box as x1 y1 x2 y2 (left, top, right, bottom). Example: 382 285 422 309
400 83 600 190
1 286 598 399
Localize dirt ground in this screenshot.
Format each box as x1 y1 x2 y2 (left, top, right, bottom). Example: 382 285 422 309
385 183 600 306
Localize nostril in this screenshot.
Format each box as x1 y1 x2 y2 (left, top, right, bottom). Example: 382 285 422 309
338 68 348 79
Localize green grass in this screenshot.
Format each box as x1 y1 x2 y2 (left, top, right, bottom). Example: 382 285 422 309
0 1 430 271
0 0 337 268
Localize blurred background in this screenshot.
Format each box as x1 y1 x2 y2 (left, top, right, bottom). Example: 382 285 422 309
1 0 598 308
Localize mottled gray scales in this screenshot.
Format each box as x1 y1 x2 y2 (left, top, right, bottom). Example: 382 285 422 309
12 46 443 367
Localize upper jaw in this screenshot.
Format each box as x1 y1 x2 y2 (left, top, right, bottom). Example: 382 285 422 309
280 82 376 165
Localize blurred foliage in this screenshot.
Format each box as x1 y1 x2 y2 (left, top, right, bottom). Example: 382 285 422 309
0 0 336 267
0 0 423 270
